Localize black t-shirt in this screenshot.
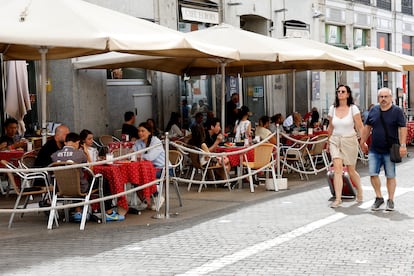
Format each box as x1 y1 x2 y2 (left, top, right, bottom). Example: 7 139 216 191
204 129 217 148
34 139 60 168
0 136 14 146
226 100 238 127
121 123 138 139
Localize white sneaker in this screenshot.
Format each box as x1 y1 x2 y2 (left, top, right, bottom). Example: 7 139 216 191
151 195 165 211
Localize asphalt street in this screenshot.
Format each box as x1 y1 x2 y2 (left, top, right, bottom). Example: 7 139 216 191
0 150 413 275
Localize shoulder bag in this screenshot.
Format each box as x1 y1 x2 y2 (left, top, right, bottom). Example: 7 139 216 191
379 110 401 163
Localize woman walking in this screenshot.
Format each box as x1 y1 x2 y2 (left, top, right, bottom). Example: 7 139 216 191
327 84 364 208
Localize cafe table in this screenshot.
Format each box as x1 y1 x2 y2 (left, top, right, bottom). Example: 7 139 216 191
0 149 25 166
407 121 414 145
216 145 254 167
93 160 157 216
108 141 135 153
216 145 255 187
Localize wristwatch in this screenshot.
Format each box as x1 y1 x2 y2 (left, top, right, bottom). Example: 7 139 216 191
400 144 406 148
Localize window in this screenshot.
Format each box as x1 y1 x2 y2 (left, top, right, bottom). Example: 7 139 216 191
402 0 413 15
354 28 368 48
377 0 391 10
325 25 345 46
106 68 148 85
402 35 413 55
354 0 371 5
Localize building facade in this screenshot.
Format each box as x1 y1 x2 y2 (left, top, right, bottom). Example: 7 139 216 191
28 0 414 136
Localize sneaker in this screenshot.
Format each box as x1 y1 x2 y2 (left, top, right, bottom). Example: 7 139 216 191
371 197 385 211
386 199 395 211
72 212 82 222
105 211 125 222
151 195 165 211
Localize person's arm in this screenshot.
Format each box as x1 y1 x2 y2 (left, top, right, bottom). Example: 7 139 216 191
268 132 277 145
247 121 252 138
399 126 408 156
359 125 372 154
142 140 163 162
208 133 223 152
353 111 364 138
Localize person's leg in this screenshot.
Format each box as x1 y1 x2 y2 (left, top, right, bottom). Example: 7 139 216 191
383 154 396 210
386 178 396 200
370 175 382 198
332 158 344 206
347 164 362 201
368 151 382 197
368 151 385 210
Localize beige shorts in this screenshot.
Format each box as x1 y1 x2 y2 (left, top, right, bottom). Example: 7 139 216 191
329 134 358 165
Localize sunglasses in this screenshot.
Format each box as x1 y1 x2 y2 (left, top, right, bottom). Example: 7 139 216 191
336 90 347 94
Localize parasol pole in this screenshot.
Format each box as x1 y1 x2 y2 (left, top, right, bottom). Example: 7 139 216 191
39 47 48 145
220 61 227 132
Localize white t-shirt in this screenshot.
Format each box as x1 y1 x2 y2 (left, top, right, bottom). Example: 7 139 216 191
168 124 183 138
328 104 360 136
255 126 272 141
234 120 251 139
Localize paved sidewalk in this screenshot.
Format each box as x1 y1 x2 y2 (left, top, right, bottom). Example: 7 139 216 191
0 160 367 239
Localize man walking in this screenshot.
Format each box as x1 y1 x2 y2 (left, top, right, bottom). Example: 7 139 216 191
360 87 407 211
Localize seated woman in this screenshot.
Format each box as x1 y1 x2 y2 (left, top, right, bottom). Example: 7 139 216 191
133 122 170 209
255 116 276 144
234 106 252 141
146 118 161 138
165 112 184 139
79 129 99 163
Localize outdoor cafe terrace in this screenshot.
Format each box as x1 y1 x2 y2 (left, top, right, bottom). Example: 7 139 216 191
0 128 371 231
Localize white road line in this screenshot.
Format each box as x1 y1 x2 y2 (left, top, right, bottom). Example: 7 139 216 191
178 186 414 276
177 213 346 276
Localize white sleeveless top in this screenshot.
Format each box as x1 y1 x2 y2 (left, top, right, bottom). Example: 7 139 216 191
328 104 360 136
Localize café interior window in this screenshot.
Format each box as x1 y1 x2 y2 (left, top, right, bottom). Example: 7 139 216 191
107 68 147 82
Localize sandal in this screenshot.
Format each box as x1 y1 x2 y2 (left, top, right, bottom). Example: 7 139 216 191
356 193 363 203
330 200 342 208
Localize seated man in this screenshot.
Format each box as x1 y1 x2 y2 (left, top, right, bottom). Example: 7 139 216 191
255 116 276 144
121 111 138 141
34 124 70 168
0 118 26 151
189 112 205 146
191 118 230 179
51 132 124 222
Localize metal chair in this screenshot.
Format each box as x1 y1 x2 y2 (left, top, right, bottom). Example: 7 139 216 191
187 145 229 192
47 162 105 231
308 134 329 169
280 137 312 180
1 160 52 228
19 151 37 169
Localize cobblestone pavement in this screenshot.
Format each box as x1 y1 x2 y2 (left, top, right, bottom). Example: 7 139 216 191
0 152 414 275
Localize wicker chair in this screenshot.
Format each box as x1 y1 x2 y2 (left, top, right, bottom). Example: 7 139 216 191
47 162 105 231
241 143 277 192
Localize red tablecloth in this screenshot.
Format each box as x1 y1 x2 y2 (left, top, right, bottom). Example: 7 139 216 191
407 121 414 144
0 150 25 167
108 141 135 153
216 146 254 167
93 160 157 215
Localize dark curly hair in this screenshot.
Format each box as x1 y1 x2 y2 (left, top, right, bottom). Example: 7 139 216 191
334 84 354 107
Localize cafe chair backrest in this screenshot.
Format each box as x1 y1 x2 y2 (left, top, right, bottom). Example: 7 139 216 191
19 152 37 169
252 143 275 168
99 135 120 147
50 162 83 197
